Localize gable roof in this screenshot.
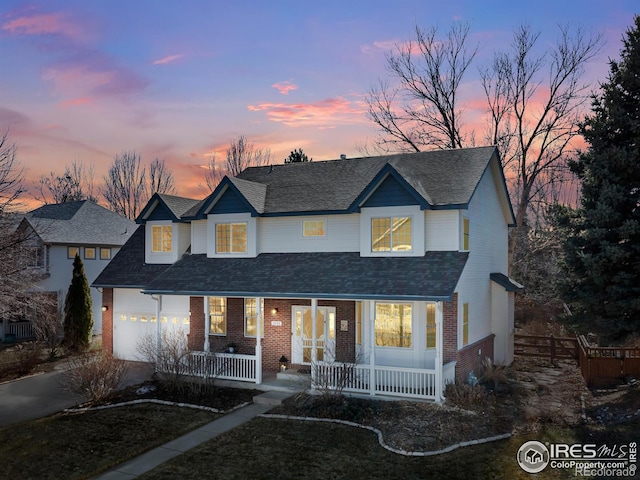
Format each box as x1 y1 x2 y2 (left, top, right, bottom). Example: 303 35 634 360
191 146 511 219
137 193 202 223
24 201 136 246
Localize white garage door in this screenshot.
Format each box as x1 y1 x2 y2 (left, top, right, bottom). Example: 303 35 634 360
113 289 190 361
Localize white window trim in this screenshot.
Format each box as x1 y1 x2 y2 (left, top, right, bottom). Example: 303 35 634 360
207 213 257 258
301 218 327 239
145 221 177 264
215 221 248 254
360 206 424 257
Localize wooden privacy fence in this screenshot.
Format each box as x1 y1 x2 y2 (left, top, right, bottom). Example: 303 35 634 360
514 333 640 388
514 334 578 361
577 335 640 388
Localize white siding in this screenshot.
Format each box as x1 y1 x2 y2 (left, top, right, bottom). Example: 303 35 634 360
258 215 360 253
455 162 509 349
191 220 207 254
424 210 459 251
178 223 191 257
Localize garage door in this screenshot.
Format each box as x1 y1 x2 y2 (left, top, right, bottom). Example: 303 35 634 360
113 290 190 361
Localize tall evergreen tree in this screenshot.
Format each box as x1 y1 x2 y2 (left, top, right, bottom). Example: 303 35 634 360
558 16 640 341
63 254 93 351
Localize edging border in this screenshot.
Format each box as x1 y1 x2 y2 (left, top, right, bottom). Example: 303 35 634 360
64 399 250 415
259 413 512 457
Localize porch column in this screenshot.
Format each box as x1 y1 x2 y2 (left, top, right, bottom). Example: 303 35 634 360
435 301 444 402
311 298 318 363
369 301 376 396
255 297 262 384
154 295 162 370
203 297 210 352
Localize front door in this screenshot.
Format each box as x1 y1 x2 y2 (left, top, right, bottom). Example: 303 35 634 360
292 306 336 364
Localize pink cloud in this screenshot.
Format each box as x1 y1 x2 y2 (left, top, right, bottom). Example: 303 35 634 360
247 97 366 127
2 11 86 40
59 97 93 108
153 54 184 65
272 81 298 95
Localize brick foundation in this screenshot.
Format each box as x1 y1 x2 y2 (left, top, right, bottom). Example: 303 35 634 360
455 334 495 383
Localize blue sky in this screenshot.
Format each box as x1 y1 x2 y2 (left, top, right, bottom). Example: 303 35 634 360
0 1 636 204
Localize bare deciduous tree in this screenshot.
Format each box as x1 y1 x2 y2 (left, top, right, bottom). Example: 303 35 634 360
367 22 602 273
366 22 478 152
34 160 98 204
0 131 25 213
224 135 271 176
102 152 176 219
481 25 602 265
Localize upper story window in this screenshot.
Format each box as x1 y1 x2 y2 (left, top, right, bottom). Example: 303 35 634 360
462 217 470 251
462 302 469 346
100 248 112 260
68 246 79 259
151 225 172 253
374 303 412 348
303 219 325 237
371 217 412 252
84 247 96 260
216 222 247 253
25 246 44 268
209 297 226 335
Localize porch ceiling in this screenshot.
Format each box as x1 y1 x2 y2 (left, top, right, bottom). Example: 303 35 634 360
142 251 468 301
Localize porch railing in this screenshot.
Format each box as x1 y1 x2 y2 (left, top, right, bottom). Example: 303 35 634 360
7 321 35 340
312 362 439 400
188 352 257 383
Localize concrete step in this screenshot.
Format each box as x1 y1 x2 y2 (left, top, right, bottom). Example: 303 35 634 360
276 370 310 381
253 390 293 406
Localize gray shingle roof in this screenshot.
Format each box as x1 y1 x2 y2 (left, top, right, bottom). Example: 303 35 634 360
233 146 498 214
156 194 202 219
142 251 468 301
92 226 171 288
25 201 136 246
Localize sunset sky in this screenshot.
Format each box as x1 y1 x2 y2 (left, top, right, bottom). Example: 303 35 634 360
0 1 637 207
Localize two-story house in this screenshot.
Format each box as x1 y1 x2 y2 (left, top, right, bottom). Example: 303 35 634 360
5 201 136 340
94 146 522 401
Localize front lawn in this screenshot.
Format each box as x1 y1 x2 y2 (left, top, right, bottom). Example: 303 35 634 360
0 403 218 480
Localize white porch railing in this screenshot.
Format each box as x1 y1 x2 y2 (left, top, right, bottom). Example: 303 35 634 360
188 352 257 383
313 362 440 400
7 321 35 340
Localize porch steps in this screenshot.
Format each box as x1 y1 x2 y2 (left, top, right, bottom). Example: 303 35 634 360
253 390 294 406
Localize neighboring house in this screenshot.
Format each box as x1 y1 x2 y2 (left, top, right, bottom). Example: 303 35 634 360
94 146 522 401
5 201 136 340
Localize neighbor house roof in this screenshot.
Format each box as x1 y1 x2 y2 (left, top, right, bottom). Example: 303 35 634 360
23 200 136 246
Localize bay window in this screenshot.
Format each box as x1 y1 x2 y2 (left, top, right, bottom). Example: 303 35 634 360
375 303 412 347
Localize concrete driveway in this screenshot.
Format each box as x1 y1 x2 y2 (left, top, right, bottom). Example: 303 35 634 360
0 361 153 428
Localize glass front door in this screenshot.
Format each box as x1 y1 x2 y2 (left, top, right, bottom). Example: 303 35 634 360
292 306 335 364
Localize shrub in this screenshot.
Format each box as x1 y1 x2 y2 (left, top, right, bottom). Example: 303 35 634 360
478 357 509 390
444 382 494 409
62 352 128 403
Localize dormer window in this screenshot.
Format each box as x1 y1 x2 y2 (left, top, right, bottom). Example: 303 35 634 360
151 225 172 253
371 216 412 252
216 222 247 253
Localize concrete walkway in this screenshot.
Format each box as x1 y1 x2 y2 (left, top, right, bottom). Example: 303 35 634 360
94 391 293 480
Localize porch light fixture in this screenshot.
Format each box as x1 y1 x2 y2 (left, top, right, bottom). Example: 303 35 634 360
271 308 278 316
101 305 108 312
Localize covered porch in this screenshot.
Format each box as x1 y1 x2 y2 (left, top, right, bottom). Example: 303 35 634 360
156 295 458 401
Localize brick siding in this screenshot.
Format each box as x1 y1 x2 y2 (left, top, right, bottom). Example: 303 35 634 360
101 288 114 354
455 334 495 383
